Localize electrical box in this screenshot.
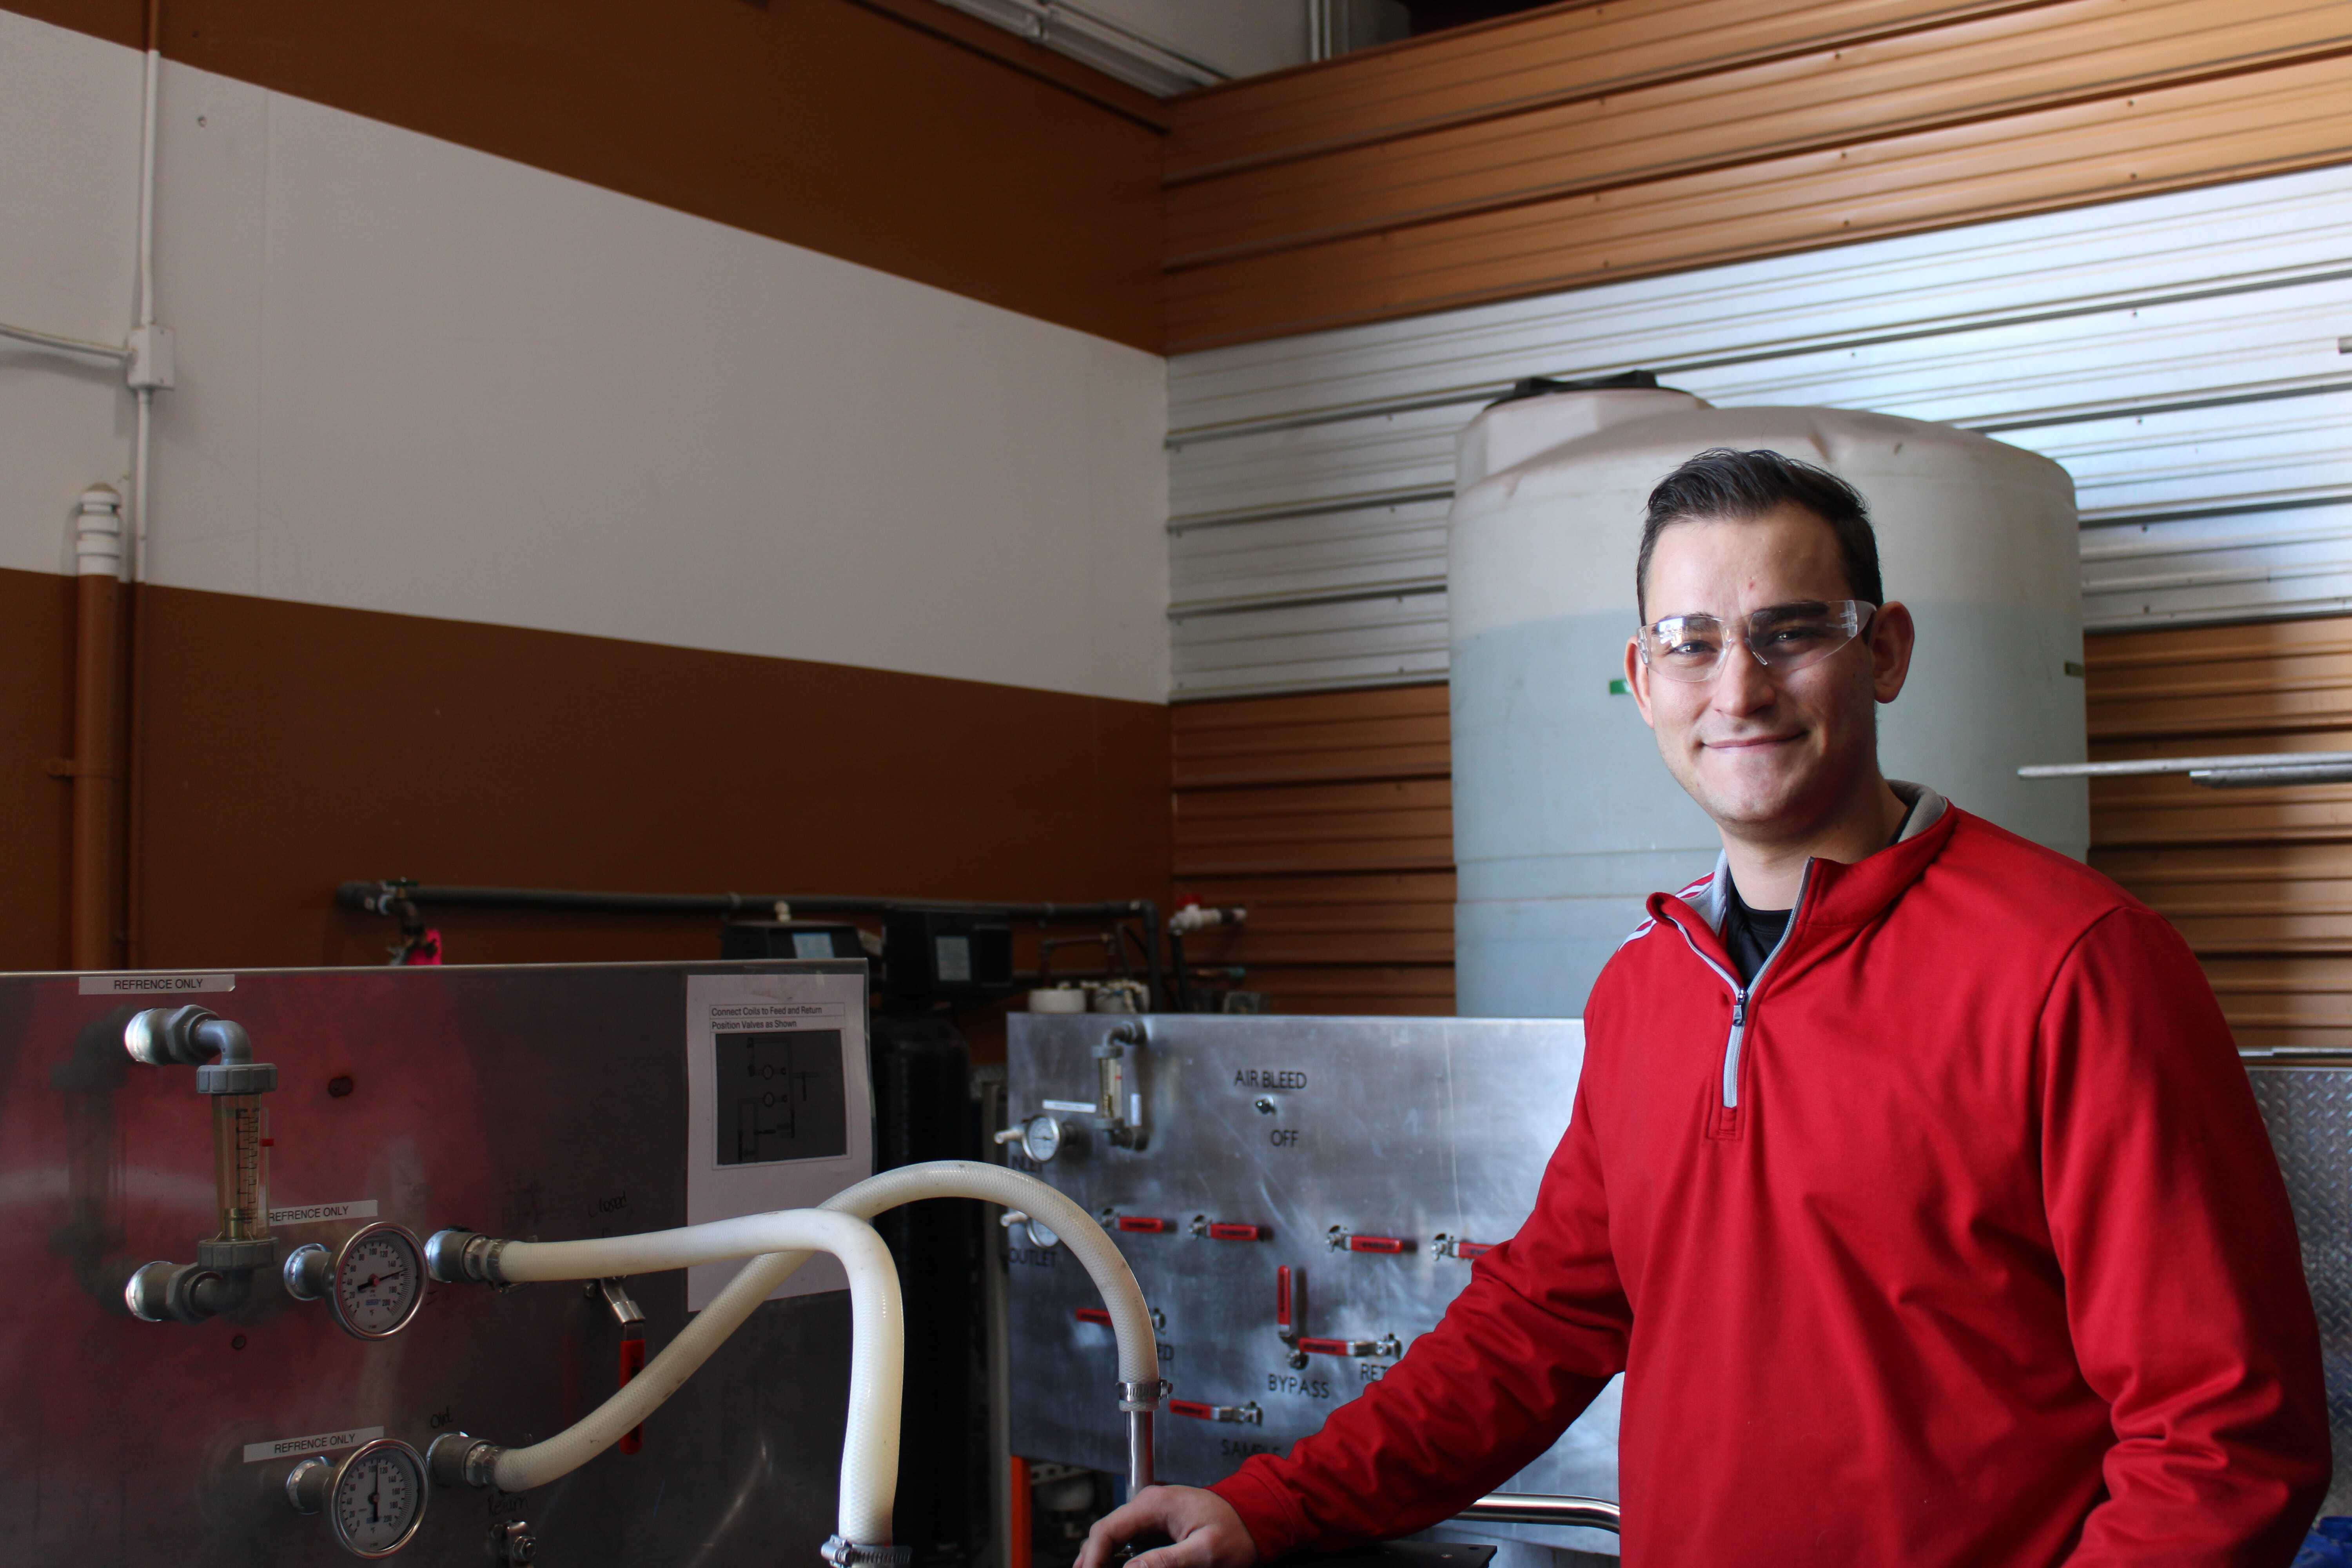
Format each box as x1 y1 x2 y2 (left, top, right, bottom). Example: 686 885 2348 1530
884 909 1013 1001
721 920 867 962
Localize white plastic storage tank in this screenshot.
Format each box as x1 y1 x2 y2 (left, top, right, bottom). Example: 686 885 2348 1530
1450 378 2087 1017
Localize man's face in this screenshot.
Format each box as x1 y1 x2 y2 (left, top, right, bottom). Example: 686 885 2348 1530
1625 503 1911 838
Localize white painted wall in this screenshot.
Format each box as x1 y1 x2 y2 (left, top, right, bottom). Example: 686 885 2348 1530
0 10 1171 705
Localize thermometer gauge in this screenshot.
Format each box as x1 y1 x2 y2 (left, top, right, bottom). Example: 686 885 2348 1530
285 1222 428 1339
1018 1114 1065 1165
287 1437 429 1558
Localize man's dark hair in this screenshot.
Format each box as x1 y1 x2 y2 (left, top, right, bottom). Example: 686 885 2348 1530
1635 448 1882 620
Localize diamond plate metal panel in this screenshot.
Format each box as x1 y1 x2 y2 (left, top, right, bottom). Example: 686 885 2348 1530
2247 1064 2352 1516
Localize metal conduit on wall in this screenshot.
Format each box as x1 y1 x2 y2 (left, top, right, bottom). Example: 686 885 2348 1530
1163 162 2352 700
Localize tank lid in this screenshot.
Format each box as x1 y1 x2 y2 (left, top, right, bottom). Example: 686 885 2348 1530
1485 369 1676 408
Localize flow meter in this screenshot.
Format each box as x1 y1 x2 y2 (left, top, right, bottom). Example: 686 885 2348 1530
287 1437 429 1557
285 1222 428 1339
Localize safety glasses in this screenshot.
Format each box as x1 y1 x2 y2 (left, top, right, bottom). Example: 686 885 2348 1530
1635 600 1876 684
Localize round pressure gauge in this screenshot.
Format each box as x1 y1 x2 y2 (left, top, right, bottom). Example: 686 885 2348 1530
286 1438 429 1558
327 1222 427 1339
1019 1114 1066 1165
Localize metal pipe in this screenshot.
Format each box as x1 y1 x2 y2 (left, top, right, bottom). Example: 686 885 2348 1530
2019 752 2352 779
2192 763 2352 788
336 882 1175 1008
336 881 1156 924
1455 1494 1621 1533
1125 1408 1154 1495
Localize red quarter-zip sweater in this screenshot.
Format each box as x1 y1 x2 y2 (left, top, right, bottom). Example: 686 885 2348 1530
1210 790 2328 1565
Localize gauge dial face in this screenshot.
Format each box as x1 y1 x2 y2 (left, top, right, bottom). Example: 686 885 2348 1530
1020 1114 1063 1164
331 1223 426 1339
330 1439 426 1557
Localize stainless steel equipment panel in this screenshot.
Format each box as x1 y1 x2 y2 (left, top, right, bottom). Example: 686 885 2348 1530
2 961 865 1567
1004 1015 1617 1520
1009 1020 2352 1553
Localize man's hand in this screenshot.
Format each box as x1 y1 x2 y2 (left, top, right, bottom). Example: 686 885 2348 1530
1075 1485 1259 1568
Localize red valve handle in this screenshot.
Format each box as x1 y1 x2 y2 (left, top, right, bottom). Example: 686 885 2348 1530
1454 1240 1495 1260
1168 1398 1214 1420
1276 1265 1293 1330
1347 1235 1411 1255
1207 1223 1269 1241
1116 1216 1172 1234
617 1328 647 1454
1074 1306 1112 1326
1295 1336 1360 1356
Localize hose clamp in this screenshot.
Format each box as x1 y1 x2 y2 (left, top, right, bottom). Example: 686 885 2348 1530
821 1536 913 1567
1118 1379 1171 1412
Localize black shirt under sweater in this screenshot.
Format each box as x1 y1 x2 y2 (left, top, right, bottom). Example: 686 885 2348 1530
1720 880 1789 986
1719 798 1918 984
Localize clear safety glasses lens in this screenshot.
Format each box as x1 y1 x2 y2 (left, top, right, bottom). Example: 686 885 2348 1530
1638 601 1875 684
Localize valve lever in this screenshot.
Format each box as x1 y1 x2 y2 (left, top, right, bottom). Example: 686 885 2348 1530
599 1279 647 1454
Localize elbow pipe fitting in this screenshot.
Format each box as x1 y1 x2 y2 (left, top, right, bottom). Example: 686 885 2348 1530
124 1259 253 1324
123 1006 277 1095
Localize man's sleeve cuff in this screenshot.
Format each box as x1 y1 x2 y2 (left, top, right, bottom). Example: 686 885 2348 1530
1207 1463 1312 1562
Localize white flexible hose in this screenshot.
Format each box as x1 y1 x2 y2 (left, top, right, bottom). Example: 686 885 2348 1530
487 1208 902 1546
477 1161 1155 1519
827 1161 1157 1386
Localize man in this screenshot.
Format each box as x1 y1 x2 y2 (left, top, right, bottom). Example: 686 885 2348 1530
1080 449 2329 1566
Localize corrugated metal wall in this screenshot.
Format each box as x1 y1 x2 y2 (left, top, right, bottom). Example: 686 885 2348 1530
1162 0 2352 351
1168 162 2352 699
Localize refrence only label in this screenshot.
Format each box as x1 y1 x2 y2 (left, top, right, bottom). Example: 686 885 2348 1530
78 972 235 996
242 1426 383 1464
1234 1068 1307 1090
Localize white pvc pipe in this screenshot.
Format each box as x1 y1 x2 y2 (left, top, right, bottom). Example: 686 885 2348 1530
481 1162 1156 1513
129 6 160 586
488 1208 902 1547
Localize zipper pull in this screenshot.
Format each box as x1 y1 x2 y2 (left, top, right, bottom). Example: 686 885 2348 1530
1732 990 1748 1027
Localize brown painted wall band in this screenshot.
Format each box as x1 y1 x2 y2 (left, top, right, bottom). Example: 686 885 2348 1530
0 567 1172 996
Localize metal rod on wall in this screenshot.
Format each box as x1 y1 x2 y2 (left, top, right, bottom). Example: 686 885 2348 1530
334 882 1167 1007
